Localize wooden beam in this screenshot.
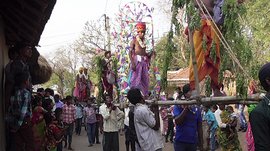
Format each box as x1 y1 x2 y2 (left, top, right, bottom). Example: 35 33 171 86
145 95 262 105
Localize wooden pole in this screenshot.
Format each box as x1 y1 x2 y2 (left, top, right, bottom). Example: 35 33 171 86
145 96 261 105
187 9 200 98
111 94 262 107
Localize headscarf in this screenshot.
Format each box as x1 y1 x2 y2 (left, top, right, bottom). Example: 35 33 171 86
136 22 146 32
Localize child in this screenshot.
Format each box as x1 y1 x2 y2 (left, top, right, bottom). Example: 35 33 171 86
44 113 65 151
32 95 47 151
55 108 65 151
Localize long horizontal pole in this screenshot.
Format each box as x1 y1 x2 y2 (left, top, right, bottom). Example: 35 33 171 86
145 95 262 105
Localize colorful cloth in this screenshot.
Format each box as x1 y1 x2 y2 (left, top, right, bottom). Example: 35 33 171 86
128 55 150 96
246 122 255 151
45 123 64 151
160 107 168 135
217 110 241 151
189 19 221 90
62 104 76 124
32 106 46 151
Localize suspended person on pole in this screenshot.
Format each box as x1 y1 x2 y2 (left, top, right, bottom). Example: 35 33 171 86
101 51 115 98
128 22 155 98
73 67 87 102
187 0 224 96
83 67 92 99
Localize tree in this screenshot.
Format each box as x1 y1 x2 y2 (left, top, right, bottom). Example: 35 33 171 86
47 47 81 97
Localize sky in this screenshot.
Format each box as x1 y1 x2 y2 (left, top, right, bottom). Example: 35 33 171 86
38 0 171 57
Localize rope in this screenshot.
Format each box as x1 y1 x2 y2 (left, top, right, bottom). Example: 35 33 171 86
195 0 251 79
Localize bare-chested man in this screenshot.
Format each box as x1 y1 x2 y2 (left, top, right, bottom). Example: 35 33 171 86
129 22 154 97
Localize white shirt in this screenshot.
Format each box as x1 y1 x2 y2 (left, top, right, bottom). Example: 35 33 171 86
134 103 163 151
99 103 124 132
214 109 226 128
124 107 130 126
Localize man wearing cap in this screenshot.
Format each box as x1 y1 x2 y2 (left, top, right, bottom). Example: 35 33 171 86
250 62 270 150
129 22 154 97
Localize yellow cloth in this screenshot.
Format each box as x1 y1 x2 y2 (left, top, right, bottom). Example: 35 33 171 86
189 19 221 90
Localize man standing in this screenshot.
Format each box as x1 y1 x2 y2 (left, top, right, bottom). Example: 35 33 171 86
129 22 154 97
8 72 34 151
62 96 76 150
100 94 124 151
250 62 270 150
127 88 163 151
75 102 83 135
203 105 218 151
173 84 203 151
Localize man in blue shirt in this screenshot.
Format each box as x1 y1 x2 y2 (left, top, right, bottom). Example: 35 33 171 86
204 105 218 151
173 84 203 151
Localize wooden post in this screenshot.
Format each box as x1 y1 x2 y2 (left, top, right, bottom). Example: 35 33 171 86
187 14 200 98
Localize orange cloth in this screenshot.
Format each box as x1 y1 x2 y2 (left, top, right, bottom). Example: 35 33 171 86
189 19 221 90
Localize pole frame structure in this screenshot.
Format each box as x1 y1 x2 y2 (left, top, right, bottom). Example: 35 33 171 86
105 14 111 52
145 94 262 106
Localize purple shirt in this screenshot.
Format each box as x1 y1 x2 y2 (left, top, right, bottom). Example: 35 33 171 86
84 107 97 124
55 100 64 109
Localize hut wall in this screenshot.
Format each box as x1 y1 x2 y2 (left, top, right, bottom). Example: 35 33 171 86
0 15 9 150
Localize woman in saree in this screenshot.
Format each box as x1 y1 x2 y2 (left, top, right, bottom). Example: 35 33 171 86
32 95 47 151
217 106 241 151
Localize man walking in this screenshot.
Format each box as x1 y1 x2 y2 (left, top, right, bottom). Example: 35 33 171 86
84 102 97 147
100 94 124 151
62 96 76 150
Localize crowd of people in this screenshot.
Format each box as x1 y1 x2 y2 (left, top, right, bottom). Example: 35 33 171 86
4 43 270 151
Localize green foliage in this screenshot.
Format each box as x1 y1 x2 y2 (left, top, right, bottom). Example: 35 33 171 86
220 1 252 97
246 0 270 57
170 0 258 96
93 56 103 105
161 30 175 90
112 56 120 102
